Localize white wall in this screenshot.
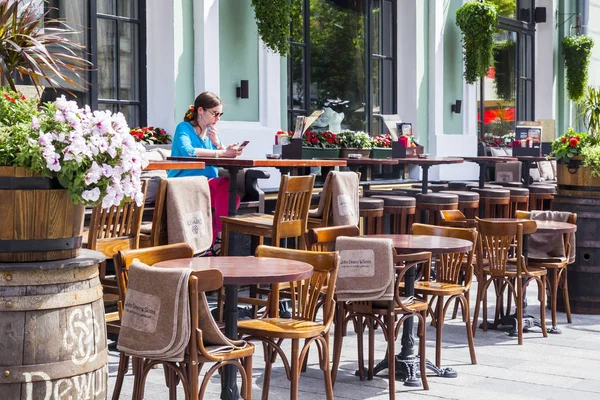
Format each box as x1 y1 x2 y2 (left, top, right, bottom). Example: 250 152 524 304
535 0 556 121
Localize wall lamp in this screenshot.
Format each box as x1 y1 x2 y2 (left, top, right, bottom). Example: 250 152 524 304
451 99 462 114
236 80 249 99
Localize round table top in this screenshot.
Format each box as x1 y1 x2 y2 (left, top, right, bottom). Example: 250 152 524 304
513 155 553 162
462 156 518 163
153 256 314 285
394 157 464 166
479 219 577 234
363 234 473 254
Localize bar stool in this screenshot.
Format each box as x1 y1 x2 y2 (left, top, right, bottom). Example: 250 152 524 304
472 188 511 218
399 187 432 196
415 193 459 225
489 181 523 188
440 190 480 222
371 195 416 234
448 181 471 190
411 183 449 192
528 185 555 211
359 197 384 234
363 189 409 197
466 183 503 190
508 187 529 218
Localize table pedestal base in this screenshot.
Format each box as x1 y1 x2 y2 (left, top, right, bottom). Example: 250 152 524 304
358 355 457 387
480 312 559 336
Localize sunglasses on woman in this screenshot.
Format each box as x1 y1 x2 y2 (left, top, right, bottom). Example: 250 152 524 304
207 110 224 118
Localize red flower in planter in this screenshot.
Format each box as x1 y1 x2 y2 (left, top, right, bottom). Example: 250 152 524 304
569 137 579 147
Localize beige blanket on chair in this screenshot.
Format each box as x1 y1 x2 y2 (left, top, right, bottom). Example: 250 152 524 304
166 176 212 254
308 171 359 226
530 210 576 264
335 237 394 301
117 260 191 362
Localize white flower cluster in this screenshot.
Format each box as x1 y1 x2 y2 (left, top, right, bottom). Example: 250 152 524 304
36 96 149 208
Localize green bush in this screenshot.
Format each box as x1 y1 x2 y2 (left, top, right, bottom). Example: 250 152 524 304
563 35 594 102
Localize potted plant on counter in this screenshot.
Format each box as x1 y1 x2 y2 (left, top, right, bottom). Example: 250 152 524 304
301 130 340 159
371 133 392 159
336 130 373 158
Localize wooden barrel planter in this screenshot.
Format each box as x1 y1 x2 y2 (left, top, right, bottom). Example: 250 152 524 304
0 167 85 262
0 250 107 399
554 194 600 314
556 157 600 197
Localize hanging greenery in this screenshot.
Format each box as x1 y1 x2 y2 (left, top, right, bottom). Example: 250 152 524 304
563 35 594 102
580 86 600 135
455 0 498 84
492 40 515 101
251 0 291 55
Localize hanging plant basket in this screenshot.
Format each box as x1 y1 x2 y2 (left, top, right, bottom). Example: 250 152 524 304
563 35 594 102
493 40 515 101
251 0 291 55
455 0 498 85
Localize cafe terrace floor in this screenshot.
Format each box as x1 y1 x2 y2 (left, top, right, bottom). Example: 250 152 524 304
108 281 600 400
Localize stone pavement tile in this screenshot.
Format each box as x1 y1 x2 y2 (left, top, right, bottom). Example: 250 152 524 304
471 376 600 400
573 379 600 394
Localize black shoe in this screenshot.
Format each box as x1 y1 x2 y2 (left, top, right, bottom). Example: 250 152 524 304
279 300 292 319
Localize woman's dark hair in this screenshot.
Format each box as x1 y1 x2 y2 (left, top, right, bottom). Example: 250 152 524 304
184 91 222 122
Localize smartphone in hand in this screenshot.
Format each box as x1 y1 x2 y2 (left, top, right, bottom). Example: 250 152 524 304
238 140 250 149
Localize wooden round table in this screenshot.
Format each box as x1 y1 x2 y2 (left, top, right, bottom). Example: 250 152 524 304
394 157 464 193
154 256 313 400
363 234 473 383
461 156 518 189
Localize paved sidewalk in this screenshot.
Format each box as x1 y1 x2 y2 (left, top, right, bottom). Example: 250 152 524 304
108 283 600 399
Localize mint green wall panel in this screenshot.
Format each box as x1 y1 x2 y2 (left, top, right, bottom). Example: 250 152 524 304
219 0 259 121
443 0 463 135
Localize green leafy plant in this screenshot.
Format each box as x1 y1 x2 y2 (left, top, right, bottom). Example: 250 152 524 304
251 0 291 55
580 144 600 178
455 0 498 84
0 0 91 94
549 128 592 163
493 40 515 101
579 86 600 135
336 131 373 149
563 35 594 102
302 131 339 148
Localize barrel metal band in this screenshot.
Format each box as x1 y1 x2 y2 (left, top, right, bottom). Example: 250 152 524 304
1 265 99 286
557 184 600 192
0 176 63 190
0 348 107 383
0 285 103 311
0 237 82 252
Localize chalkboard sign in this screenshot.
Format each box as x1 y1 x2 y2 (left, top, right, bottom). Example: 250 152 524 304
397 122 413 137
516 126 530 140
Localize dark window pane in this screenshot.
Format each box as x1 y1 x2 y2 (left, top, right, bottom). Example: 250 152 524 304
98 102 117 114
290 45 305 110
372 0 380 55
372 58 380 112
97 18 117 99
380 59 393 114
291 0 304 43
381 0 393 57
119 22 139 100
118 105 140 127
119 0 138 18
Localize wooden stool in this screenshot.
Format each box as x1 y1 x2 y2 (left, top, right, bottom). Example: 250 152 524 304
363 189 411 197
472 188 511 218
529 185 555 210
371 195 416 234
447 181 471 190
489 181 523 188
508 187 529 218
440 190 480 222
466 183 503 190
411 183 449 192
398 187 432 196
359 197 384 234
415 193 459 225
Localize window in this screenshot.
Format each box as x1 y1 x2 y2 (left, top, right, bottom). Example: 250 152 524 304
288 0 396 134
42 0 147 127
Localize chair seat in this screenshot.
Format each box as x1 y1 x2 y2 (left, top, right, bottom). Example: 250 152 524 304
414 281 466 296
440 190 480 202
528 185 555 194
483 264 547 277
528 257 567 265
220 213 275 236
371 195 416 207
472 188 510 198
359 197 384 210
203 343 255 361
416 193 459 204
508 188 529 196
371 297 429 313
140 222 153 234
238 318 326 339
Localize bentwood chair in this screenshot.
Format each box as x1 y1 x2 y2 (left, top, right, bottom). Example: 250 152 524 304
472 218 548 345
237 246 339 400
139 177 168 248
410 223 478 367
112 243 195 400
515 210 576 329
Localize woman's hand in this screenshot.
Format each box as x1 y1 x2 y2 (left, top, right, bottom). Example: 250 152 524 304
222 143 243 158
207 126 225 149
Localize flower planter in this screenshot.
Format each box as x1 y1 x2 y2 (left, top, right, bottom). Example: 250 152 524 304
0 166 85 262
301 147 340 159
371 148 392 159
556 157 600 197
339 148 371 159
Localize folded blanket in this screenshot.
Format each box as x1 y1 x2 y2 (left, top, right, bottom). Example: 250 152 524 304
530 210 576 264
308 171 359 226
117 260 191 362
166 176 213 254
335 237 394 301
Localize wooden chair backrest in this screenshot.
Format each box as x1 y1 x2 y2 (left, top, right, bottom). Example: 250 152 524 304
113 242 194 318
150 178 168 247
475 218 524 277
87 181 148 257
411 223 477 284
439 209 468 228
272 174 316 241
318 171 361 227
306 225 361 251
255 245 339 325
